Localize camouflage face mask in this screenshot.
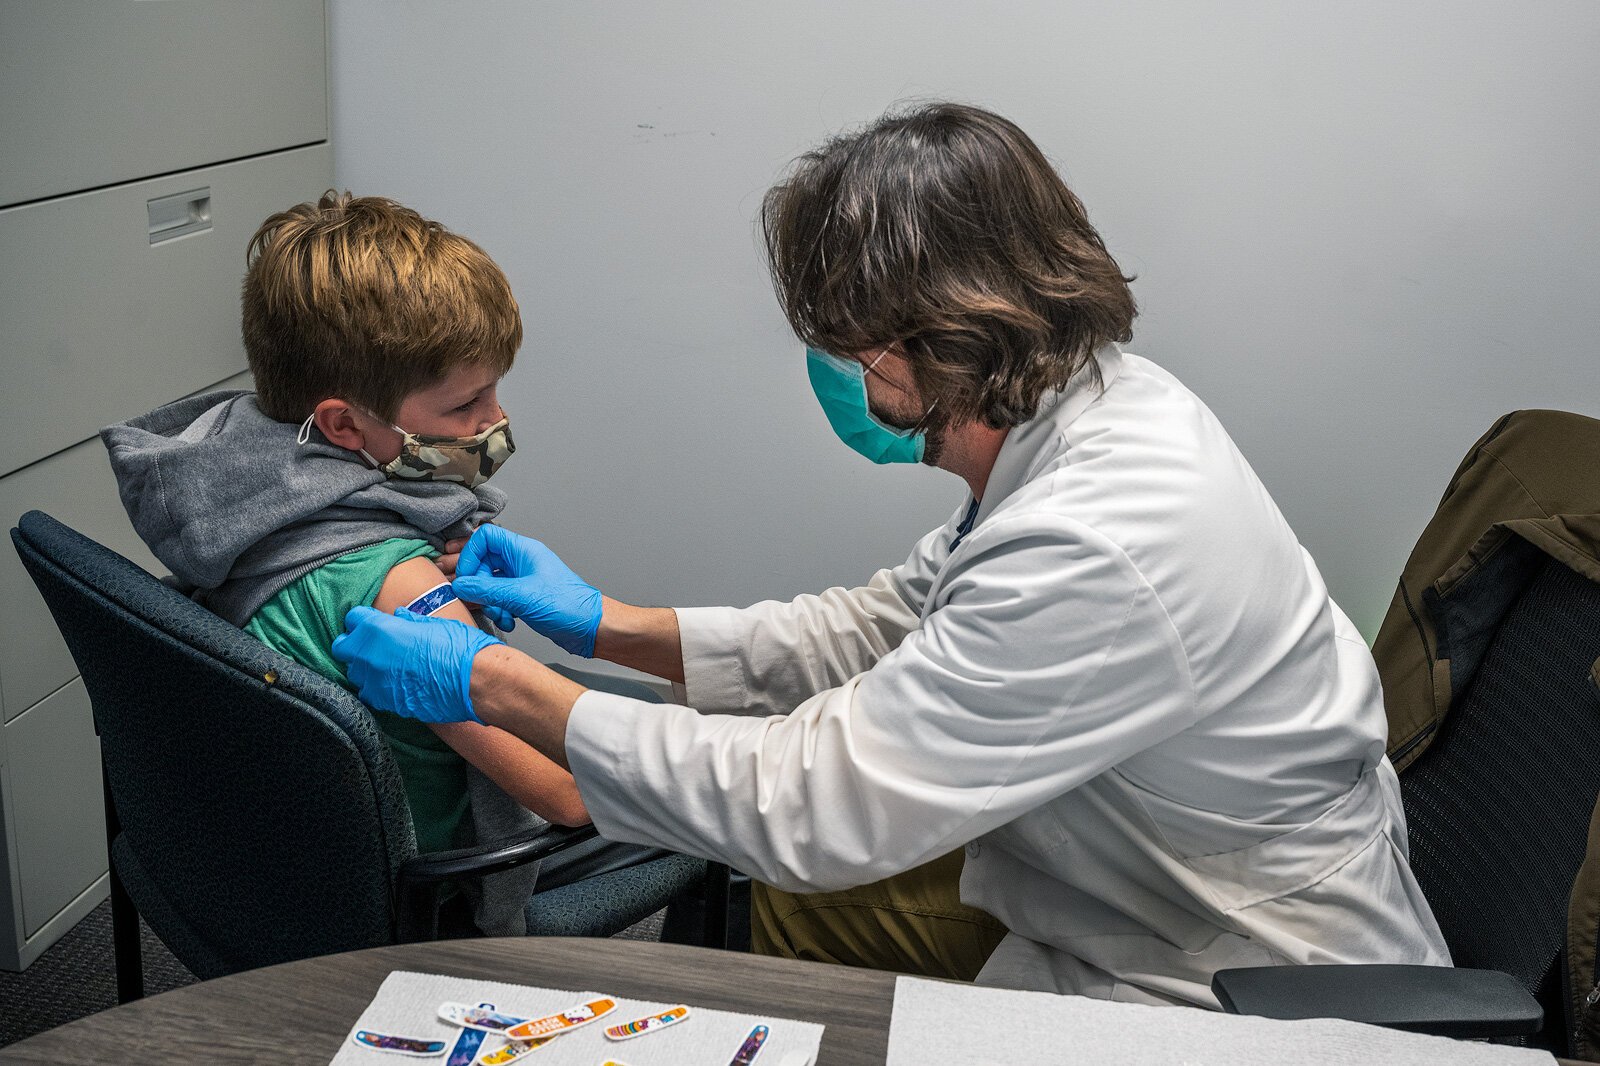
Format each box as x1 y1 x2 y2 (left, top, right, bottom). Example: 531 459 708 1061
362 415 515 489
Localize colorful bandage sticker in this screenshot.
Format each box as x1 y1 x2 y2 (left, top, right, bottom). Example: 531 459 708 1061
504 997 617 1041
351 1029 447 1056
604 1004 690 1041
442 1002 492 1066
475 1035 557 1064
436 1002 529 1033
442 1022 484 1065
727 1024 769 1065
406 582 459 617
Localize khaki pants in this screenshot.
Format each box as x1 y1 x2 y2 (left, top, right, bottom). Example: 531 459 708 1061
751 849 1007 980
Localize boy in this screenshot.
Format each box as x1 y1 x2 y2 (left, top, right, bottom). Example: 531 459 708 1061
103 191 691 936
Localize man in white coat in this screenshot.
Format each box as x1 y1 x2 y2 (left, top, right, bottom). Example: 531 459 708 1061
333 102 1449 1007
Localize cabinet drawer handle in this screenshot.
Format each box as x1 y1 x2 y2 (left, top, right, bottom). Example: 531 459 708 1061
147 187 212 245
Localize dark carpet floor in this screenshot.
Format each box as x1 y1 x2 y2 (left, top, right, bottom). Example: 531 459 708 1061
0 900 197 1048
0 901 669 1049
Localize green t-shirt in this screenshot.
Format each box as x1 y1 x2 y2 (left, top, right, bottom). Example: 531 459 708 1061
244 538 470 855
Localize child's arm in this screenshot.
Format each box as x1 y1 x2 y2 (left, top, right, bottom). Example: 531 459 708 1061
371 556 591 826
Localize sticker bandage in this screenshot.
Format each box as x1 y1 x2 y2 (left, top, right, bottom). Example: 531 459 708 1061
405 581 459 617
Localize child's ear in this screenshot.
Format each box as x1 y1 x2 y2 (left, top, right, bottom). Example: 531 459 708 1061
312 399 369 453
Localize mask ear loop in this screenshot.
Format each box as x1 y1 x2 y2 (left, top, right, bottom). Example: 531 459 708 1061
865 346 940 434
301 408 388 471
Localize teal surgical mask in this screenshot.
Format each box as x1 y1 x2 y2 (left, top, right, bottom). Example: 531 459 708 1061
806 347 934 465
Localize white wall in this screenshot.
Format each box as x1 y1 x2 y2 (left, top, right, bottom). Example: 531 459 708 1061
330 0 1600 665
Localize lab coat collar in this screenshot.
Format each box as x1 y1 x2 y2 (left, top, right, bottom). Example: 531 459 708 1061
969 344 1124 529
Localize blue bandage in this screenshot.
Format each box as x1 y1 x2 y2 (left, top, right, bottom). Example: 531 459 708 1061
404 582 459 617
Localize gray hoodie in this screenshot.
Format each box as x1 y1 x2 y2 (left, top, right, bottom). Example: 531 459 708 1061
103 389 542 935
101 389 506 626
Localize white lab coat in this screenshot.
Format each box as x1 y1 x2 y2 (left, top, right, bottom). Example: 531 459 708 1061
565 345 1449 1007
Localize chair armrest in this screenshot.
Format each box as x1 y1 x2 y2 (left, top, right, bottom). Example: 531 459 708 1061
1211 964 1543 1040
394 823 599 941
399 822 599 884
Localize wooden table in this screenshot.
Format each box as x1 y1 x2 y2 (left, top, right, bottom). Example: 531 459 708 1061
1 938 1586 1064
0 938 896 1065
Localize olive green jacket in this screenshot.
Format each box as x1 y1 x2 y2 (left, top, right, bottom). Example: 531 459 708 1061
1371 408 1600 1058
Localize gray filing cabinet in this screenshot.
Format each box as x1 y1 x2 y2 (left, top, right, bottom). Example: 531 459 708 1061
0 0 332 969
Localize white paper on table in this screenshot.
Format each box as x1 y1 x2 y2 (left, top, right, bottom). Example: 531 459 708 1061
887 976 1556 1066
329 970 822 1066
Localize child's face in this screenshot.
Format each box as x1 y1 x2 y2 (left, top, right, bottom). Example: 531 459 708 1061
362 364 506 464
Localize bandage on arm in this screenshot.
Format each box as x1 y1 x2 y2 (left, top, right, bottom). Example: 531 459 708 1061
372 557 590 825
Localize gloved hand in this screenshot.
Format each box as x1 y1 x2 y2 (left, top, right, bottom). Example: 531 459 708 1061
451 524 604 657
331 606 501 723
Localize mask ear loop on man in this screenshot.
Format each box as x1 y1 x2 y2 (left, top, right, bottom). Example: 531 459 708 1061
865 347 940 434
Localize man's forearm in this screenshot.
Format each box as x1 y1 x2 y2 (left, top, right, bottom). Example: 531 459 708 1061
468 644 584 770
592 597 686 684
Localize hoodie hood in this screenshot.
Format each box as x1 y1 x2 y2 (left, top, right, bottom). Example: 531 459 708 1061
102 390 506 624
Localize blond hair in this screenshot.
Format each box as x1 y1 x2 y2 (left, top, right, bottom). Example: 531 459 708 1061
242 191 522 422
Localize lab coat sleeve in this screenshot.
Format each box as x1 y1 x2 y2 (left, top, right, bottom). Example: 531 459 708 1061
674 517 956 717
565 514 1200 892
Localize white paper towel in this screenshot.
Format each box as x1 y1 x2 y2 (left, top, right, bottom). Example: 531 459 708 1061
329 970 823 1066
887 976 1556 1065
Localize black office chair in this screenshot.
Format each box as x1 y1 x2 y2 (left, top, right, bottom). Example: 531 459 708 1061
11 510 728 1003
1215 413 1600 1053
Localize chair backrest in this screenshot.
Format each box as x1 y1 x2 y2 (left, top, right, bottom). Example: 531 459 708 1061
11 510 418 979
1399 551 1600 1022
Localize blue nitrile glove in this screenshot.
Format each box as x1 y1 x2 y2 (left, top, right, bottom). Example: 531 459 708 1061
331 606 501 724
451 524 604 657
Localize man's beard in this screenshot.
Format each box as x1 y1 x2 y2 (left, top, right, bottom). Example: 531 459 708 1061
870 398 946 466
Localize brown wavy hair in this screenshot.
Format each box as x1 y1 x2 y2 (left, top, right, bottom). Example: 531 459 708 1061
763 103 1135 429
242 191 521 422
